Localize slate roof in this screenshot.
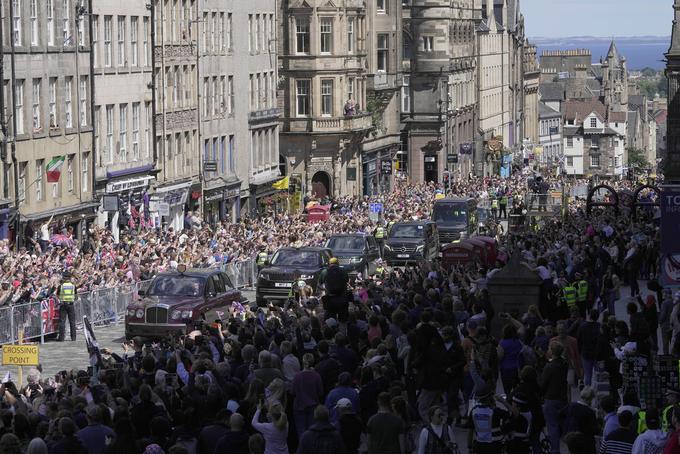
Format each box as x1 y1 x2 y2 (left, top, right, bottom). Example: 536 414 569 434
609 111 627 123
539 101 561 118
563 99 607 124
540 82 565 101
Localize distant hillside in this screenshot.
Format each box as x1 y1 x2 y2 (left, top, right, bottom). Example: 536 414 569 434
530 36 670 70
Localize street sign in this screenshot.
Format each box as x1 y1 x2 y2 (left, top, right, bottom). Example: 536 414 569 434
204 161 218 172
447 154 458 163
381 160 392 174
549 126 559 135
661 186 680 287
157 202 170 217
369 203 383 214
460 143 473 155
2 345 39 366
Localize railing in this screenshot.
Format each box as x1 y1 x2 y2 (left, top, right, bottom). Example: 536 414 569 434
524 193 563 214
0 257 257 345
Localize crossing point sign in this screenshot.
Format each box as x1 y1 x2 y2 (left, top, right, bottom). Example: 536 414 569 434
2 345 39 366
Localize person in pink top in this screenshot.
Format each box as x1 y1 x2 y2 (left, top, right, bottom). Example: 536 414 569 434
550 320 583 385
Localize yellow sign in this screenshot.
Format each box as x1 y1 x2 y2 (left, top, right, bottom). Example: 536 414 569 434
435 193 445 200
534 146 543 155
2 345 39 366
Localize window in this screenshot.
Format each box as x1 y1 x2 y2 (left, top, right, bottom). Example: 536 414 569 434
248 15 253 52
402 75 410 112
64 77 73 128
320 18 332 54
614 139 619 147
348 77 354 101
212 77 218 115
82 152 89 192
256 74 262 110
219 76 225 114
219 13 225 52
220 136 226 174
615 156 620 167
423 35 434 52
590 117 597 128
119 104 127 161
62 0 70 44
92 16 99 66
18 162 26 204
210 12 216 53
249 74 254 111
47 0 55 46
295 17 310 54
377 34 389 72
591 155 600 167
202 78 209 116
35 160 43 201
591 136 599 148
67 155 73 192
143 18 150 66
130 17 138 66
132 103 140 161
566 156 573 166
347 18 354 53
203 139 210 175
228 134 235 173
104 16 112 67
30 0 38 46
106 105 114 163
15 80 24 135
117 17 126 66
227 13 233 51
32 79 41 132
48 78 57 127
11 0 21 46
255 14 261 52
321 79 333 116
77 7 85 46
144 102 151 158
296 80 310 117
566 137 573 147
227 76 234 114
79 77 87 126
377 0 386 12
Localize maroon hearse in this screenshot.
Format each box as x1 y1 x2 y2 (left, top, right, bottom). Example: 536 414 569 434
125 266 242 339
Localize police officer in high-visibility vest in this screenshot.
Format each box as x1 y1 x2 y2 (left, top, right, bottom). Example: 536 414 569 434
499 194 508 219
468 383 514 454
491 198 499 219
374 224 385 255
662 387 680 433
575 273 589 317
256 249 268 269
58 271 77 342
562 282 578 314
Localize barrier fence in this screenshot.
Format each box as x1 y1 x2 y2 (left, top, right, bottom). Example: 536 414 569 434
0 258 258 345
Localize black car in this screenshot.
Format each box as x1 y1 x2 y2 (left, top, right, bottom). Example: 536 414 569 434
383 221 439 265
325 233 381 277
256 247 332 306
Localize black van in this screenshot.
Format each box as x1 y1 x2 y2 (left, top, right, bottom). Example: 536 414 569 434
383 221 439 265
432 198 478 244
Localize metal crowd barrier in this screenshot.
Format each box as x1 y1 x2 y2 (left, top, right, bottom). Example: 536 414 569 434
0 257 257 345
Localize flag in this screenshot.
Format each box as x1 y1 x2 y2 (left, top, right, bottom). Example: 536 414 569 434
272 176 289 190
46 156 66 183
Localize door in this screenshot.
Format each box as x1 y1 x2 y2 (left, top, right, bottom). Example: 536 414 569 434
204 274 229 324
424 155 438 183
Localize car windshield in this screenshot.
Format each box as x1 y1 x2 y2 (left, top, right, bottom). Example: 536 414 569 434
389 224 425 238
433 204 469 224
326 237 365 251
148 276 205 297
271 250 322 267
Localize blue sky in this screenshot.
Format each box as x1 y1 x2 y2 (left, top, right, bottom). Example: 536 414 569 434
522 0 670 38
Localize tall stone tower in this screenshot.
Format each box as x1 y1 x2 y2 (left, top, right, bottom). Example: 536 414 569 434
666 0 680 180
602 41 629 112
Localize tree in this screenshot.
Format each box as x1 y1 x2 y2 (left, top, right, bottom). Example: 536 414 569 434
627 147 650 169
641 67 657 78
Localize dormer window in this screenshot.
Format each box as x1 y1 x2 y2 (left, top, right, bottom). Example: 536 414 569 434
590 118 597 128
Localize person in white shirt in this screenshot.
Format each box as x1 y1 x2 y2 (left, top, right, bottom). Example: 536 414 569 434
417 405 456 454
39 214 54 253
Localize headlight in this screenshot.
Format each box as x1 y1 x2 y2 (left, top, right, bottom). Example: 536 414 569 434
135 309 144 319
350 257 362 263
384 244 393 251
300 274 314 280
181 310 192 319
127 309 135 317
258 272 269 280
171 310 181 320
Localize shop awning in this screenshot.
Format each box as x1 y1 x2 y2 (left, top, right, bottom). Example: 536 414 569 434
20 201 100 222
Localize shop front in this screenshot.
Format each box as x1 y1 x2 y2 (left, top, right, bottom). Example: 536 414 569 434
203 184 241 225
249 173 283 215
362 155 378 197
97 175 155 229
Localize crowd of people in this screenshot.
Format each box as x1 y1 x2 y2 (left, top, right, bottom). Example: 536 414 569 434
0 169 672 454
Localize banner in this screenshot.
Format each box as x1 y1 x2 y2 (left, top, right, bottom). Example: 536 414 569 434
661 185 680 287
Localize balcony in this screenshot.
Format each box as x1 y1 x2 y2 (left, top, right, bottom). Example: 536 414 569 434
368 73 402 91
284 113 373 134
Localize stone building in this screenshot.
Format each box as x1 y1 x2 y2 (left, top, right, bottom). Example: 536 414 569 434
150 0 200 231
199 0 279 221
523 42 539 146
278 0 373 198
538 101 562 168
91 2 154 230
667 0 680 181
401 0 476 183
2 0 95 242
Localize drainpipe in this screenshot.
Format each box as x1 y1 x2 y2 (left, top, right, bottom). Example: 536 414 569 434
88 0 96 201
9 0 20 251
150 2 158 165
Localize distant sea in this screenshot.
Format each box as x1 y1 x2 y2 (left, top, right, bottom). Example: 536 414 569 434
531 36 670 70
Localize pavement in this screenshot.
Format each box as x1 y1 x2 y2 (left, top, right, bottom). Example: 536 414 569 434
0 283 657 451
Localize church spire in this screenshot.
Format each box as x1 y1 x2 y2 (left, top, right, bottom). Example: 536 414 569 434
668 0 680 57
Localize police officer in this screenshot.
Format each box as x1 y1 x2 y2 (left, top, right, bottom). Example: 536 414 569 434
562 281 578 314
374 224 386 256
256 248 269 269
499 194 508 220
491 198 499 220
468 383 514 454
58 271 77 342
662 387 680 433
575 272 589 317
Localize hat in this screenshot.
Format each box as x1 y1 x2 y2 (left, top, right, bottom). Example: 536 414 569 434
475 383 494 400
329 257 339 265
645 408 660 425
335 398 353 409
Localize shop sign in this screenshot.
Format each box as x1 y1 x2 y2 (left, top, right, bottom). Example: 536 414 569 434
224 188 240 200
346 167 357 181
424 156 436 163
204 161 218 172
205 191 224 202
460 143 473 155
106 177 151 193
447 154 458 163
381 160 392 174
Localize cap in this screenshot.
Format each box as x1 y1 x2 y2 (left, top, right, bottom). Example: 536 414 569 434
335 398 353 409
330 257 339 265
